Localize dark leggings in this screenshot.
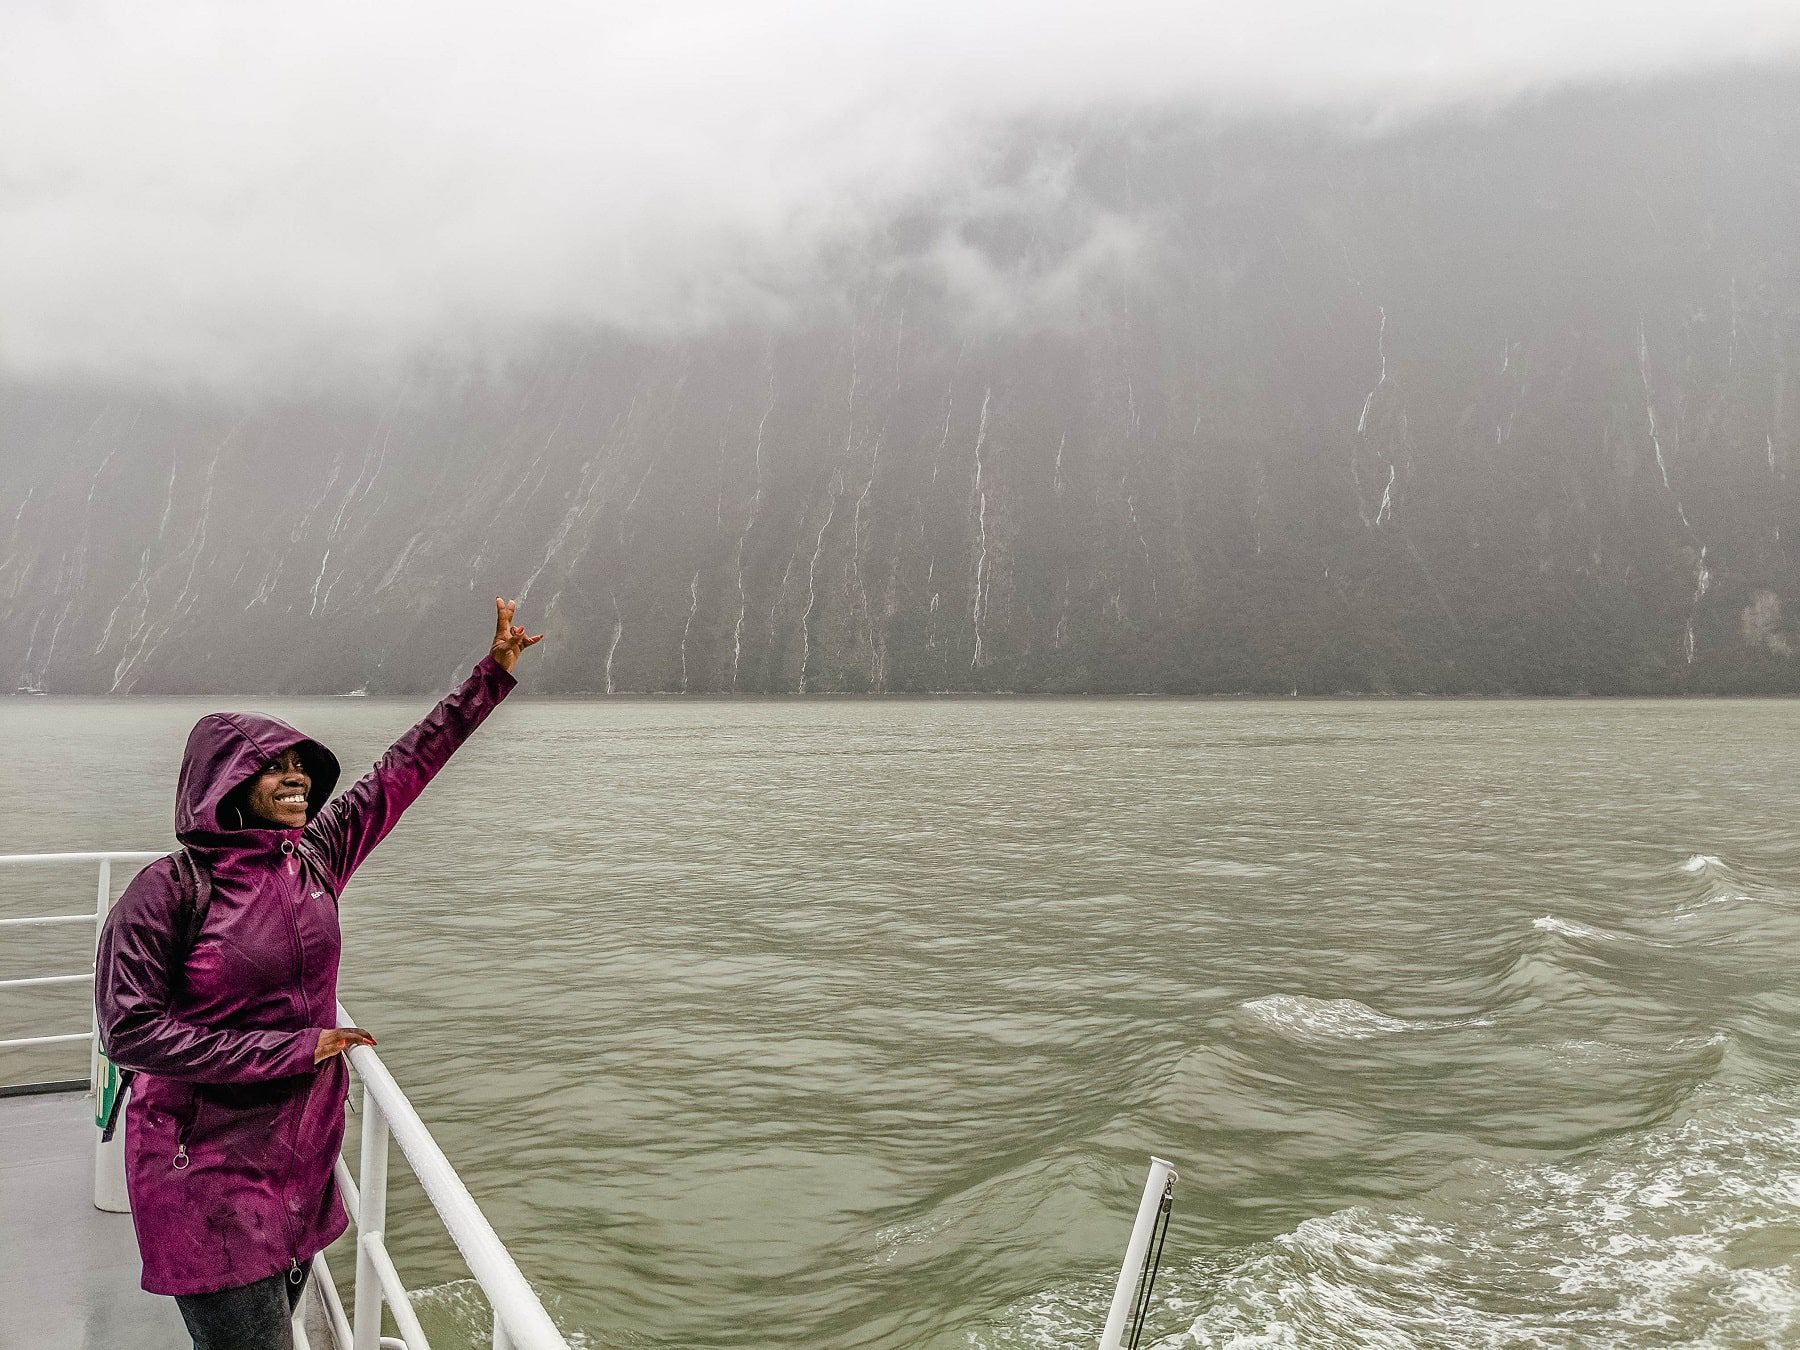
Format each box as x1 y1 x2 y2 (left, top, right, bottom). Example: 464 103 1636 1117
174 1265 310 1350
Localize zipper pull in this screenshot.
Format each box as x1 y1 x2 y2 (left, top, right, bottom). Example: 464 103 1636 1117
289 1257 304 1286
172 1143 189 1170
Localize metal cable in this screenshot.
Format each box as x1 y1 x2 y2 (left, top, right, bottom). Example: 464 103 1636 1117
1125 1183 1175 1350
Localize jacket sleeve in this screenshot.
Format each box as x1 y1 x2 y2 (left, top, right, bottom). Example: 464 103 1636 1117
307 655 516 889
96 861 321 1083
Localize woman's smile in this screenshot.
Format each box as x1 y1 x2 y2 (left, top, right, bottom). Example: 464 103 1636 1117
246 750 311 828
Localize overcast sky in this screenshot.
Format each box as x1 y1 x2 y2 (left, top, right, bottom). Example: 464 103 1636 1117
4 0 1799 390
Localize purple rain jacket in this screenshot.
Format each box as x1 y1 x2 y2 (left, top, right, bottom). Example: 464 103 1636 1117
96 656 515 1296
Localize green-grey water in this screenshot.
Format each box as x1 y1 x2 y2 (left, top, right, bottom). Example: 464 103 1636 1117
4 697 1799 1347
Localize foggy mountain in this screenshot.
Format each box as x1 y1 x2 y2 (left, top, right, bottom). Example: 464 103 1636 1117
4 73 1799 695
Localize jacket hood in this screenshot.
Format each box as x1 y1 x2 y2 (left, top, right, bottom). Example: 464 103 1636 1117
176 712 341 843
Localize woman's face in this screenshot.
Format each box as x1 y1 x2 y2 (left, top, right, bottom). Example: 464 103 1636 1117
244 748 310 828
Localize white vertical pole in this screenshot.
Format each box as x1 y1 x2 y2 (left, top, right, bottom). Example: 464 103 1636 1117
353 1083 390 1350
92 858 131 1213
1097 1156 1176 1350
91 858 110 1093
494 1316 514 1349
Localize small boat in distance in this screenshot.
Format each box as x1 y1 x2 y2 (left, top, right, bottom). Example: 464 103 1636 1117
15 681 47 695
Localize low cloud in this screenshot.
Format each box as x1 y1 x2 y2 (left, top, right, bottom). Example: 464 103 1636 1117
3 0 1797 389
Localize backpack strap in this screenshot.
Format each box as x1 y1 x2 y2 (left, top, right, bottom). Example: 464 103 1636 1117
169 848 213 961
99 849 211 1143
99 1068 133 1142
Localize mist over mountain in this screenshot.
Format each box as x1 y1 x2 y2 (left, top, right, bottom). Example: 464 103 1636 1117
4 72 1799 695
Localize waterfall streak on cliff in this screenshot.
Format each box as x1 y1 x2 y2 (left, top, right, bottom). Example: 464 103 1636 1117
371 529 426 597
1353 304 1397 528
604 589 623 695
113 423 238 691
98 440 183 662
39 437 120 671
1358 305 1389 436
799 478 841 693
1685 546 1711 664
308 550 332 616
519 440 604 608
733 374 774 689
970 388 993 668
680 569 702 692
1374 464 1397 528
853 437 881 687
1639 322 1694 533
1124 472 1158 609
931 389 955 487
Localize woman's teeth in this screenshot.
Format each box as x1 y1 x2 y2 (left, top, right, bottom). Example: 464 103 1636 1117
275 793 305 805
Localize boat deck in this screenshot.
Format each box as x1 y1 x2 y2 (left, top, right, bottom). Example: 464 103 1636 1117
1 1086 340 1350
0 1087 190 1349
4 850 569 1350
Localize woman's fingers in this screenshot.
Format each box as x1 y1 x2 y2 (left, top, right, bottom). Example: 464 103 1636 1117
489 599 540 669
500 621 542 649
316 1026 379 1062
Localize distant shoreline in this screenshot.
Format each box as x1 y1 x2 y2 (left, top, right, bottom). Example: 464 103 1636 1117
12 690 1800 702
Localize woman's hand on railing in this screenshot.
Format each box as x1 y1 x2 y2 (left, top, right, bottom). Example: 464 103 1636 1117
490 597 544 674
315 1026 377 1064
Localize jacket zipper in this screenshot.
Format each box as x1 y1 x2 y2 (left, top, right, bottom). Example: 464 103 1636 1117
173 1093 205 1169
277 839 314 1274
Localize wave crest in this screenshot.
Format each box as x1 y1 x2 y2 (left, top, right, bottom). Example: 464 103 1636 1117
1242 995 1491 1041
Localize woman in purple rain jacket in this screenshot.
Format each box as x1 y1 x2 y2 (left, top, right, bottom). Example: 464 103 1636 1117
96 599 541 1348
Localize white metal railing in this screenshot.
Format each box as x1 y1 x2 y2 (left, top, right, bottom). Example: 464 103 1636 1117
0 853 163 1106
2 851 570 1350
335 1001 568 1350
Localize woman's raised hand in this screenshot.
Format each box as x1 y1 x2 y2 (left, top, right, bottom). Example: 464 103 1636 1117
490 597 544 674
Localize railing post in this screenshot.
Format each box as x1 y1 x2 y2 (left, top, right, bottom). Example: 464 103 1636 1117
91 858 130 1213
90 858 109 1094
1098 1156 1177 1350
352 1080 390 1350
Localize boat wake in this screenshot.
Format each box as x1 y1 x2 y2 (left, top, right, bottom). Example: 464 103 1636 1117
970 1087 1800 1349
1172 1087 1800 1349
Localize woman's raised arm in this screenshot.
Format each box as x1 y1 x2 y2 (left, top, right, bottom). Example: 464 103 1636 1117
307 598 541 888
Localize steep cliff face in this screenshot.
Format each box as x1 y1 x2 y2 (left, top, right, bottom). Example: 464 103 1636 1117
5 75 1799 694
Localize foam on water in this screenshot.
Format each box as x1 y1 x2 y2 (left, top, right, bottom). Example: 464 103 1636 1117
1533 914 1673 947
1671 851 1785 917
1171 1088 1800 1349
969 1090 1800 1349
1552 1031 1729 1068
406 1278 598 1349
1531 915 1612 940
1241 995 1491 1041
